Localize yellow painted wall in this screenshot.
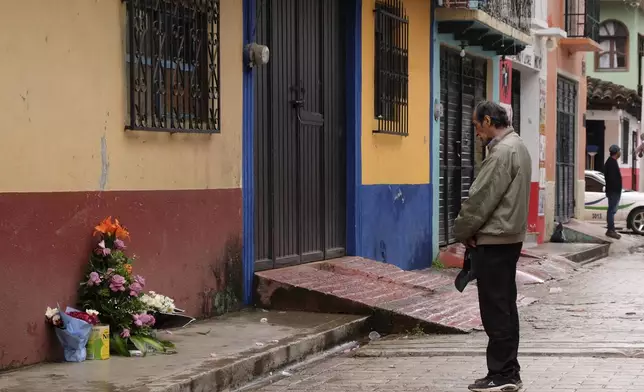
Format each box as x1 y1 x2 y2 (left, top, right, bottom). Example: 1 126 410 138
0 0 242 193
361 0 431 185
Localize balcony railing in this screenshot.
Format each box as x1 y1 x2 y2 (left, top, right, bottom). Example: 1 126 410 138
441 0 533 34
564 0 600 41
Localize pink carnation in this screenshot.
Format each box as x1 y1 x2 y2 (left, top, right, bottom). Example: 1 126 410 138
109 274 126 292
129 282 143 297
134 275 146 287
95 240 111 256
87 271 102 286
114 239 126 250
132 313 156 327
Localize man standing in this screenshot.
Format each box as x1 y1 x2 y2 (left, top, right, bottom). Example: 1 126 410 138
604 145 623 239
453 101 531 392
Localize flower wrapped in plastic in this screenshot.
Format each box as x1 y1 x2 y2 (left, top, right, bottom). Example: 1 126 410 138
49 307 96 362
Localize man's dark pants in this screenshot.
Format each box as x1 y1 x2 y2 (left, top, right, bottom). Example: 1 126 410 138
474 242 523 380
606 191 621 232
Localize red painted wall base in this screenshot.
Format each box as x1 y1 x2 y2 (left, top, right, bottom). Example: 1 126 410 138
0 188 241 370
527 182 544 243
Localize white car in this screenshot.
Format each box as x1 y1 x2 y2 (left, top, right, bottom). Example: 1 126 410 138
584 170 644 235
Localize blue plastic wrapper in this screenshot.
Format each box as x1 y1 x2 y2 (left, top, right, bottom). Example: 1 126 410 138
54 307 93 362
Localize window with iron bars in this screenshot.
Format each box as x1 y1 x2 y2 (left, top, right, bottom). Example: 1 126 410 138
125 0 220 133
373 0 409 136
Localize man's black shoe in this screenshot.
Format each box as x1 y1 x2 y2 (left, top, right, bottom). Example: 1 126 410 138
468 376 519 392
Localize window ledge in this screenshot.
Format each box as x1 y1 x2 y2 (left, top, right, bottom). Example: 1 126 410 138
594 68 629 73
125 126 220 135
560 37 602 53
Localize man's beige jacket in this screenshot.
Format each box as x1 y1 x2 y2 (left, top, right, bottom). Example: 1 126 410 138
453 129 532 245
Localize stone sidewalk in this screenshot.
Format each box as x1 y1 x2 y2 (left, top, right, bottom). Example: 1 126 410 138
243 356 644 392
0 311 367 392
242 246 644 392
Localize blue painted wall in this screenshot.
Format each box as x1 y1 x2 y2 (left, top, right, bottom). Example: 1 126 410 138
358 184 433 270
241 0 256 305
431 11 440 261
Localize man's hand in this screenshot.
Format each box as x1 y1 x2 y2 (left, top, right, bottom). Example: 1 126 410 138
465 237 477 248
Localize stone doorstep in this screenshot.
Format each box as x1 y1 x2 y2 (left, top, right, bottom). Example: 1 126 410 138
255 258 543 335
140 315 369 392
440 241 611 270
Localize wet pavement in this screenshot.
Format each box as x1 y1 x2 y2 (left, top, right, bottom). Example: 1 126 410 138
242 244 644 392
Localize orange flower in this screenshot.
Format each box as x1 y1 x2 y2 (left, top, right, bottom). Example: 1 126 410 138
114 219 130 240
94 216 116 236
124 264 133 275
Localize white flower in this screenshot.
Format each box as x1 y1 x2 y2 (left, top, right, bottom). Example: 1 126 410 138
86 309 100 316
141 292 175 313
45 307 59 319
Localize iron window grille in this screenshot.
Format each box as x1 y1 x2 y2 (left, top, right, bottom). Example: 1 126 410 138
564 0 600 42
622 118 630 164
125 0 220 133
373 0 409 136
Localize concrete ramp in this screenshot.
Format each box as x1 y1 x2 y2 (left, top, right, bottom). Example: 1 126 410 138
255 257 537 333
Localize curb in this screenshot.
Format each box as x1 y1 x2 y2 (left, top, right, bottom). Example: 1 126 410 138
566 243 610 265
130 316 369 392
354 347 644 359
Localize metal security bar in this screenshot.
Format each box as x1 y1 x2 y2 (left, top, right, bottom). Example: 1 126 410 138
441 0 533 34
373 0 409 136
564 0 600 41
125 0 220 133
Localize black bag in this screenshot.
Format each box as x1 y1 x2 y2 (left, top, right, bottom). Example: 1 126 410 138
454 248 477 293
550 222 566 243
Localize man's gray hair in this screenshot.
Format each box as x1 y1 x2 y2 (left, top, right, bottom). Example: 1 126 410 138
474 101 510 128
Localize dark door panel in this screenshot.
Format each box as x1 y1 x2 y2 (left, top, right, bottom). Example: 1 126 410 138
254 0 346 270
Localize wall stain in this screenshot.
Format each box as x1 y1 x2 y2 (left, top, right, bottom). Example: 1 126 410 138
202 235 243 318
99 134 109 190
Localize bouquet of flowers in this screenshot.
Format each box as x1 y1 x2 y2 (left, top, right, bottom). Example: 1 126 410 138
141 291 176 313
45 306 99 362
77 217 175 356
141 291 195 329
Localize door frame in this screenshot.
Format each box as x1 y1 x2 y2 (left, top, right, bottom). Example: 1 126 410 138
555 75 577 223
241 0 363 304
437 45 488 246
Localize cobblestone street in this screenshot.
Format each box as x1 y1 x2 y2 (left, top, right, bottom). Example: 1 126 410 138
242 246 644 392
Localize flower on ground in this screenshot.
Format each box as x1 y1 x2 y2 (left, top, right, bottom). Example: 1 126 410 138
87 271 102 286
120 328 131 338
140 292 176 313
45 307 59 319
45 307 63 327
109 275 127 292
114 238 126 250
96 240 111 256
68 311 99 325
129 282 143 297
86 309 100 317
132 313 156 327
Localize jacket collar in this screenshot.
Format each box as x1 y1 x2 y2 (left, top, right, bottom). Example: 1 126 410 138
487 127 515 151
